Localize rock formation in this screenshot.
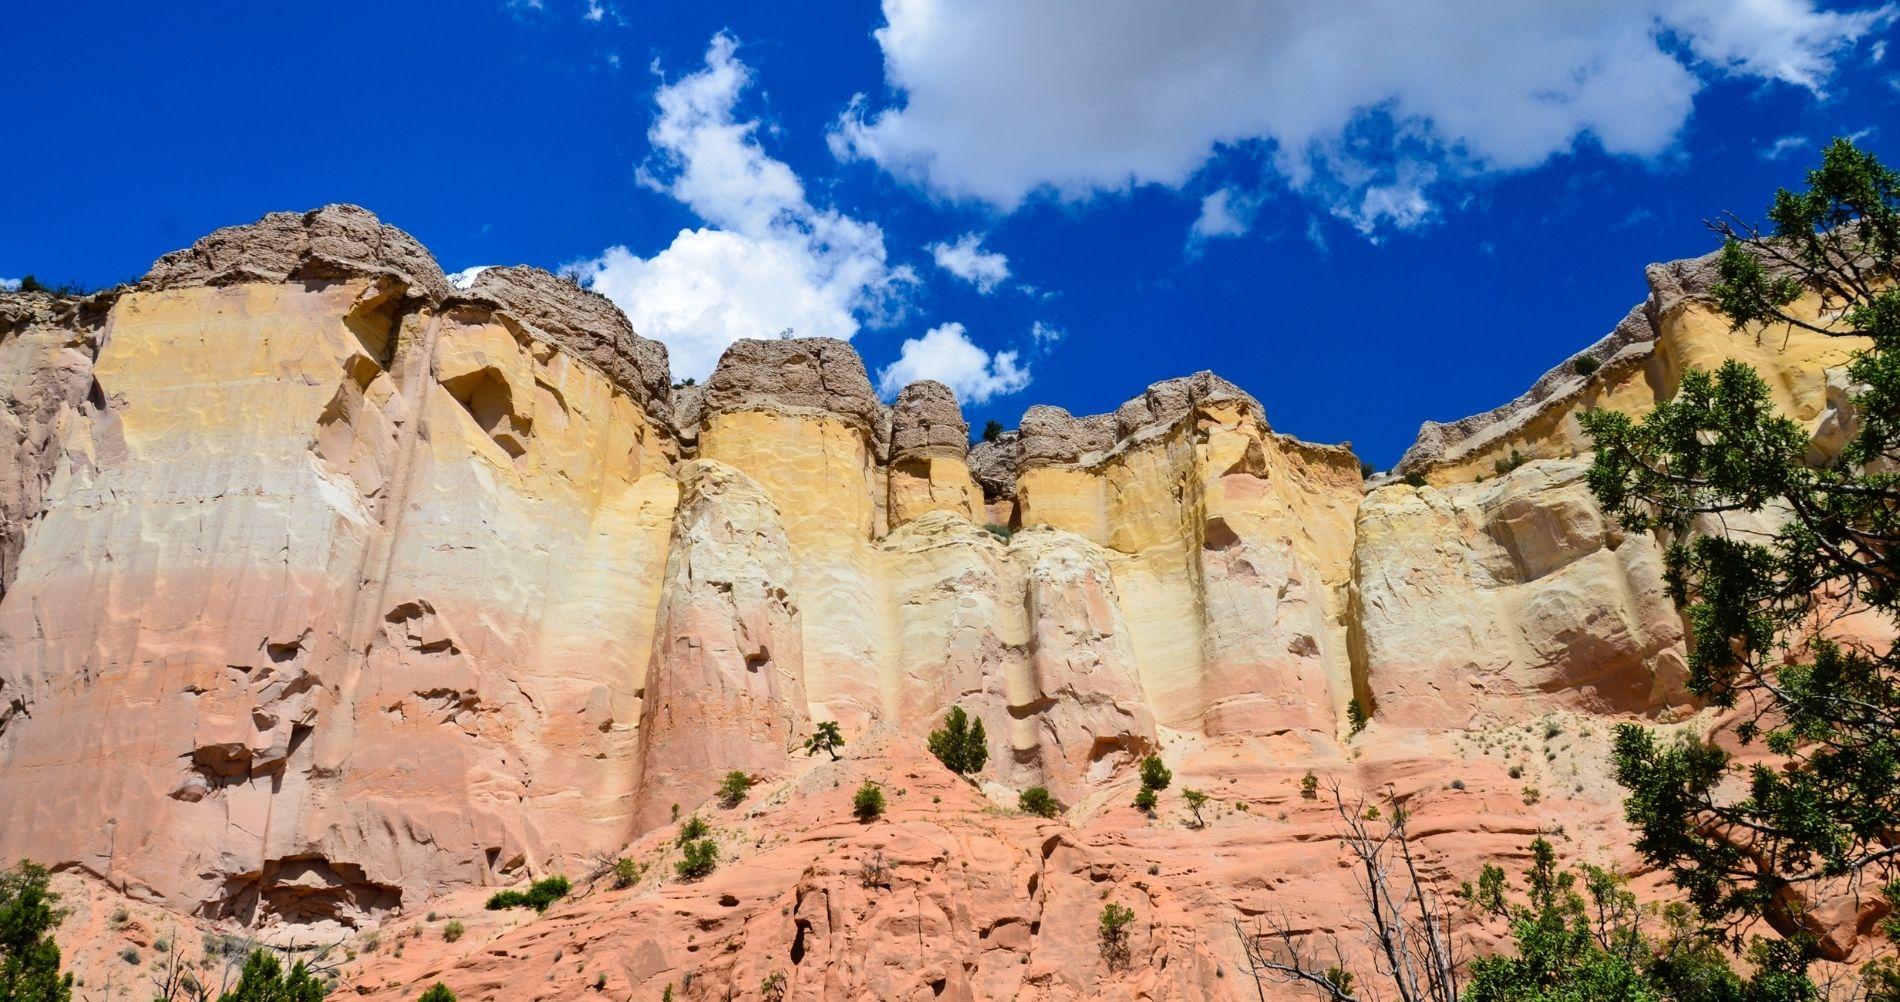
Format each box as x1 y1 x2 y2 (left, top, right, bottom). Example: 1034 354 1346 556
0 204 1871 999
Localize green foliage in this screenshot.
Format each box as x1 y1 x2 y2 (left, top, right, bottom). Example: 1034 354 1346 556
484 875 570 913
982 419 1004 443
1582 139 1900 972
12 277 88 299
803 721 845 761
1403 471 1428 488
1138 755 1172 793
215 950 324 1002
1018 786 1060 818
1299 771 1319 800
982 522 1014 542
418 984 456 1002
1182 788 1210 827
926 706 988 776
1132 787 1157 814
442 920 464 942
611 857 642 890
1346 698 1370 736
717 771 752 809
1098 902 1135 968
852 781 886 822
1492 449 1526 476
676 839 718 880
0 860 73 1002
676 814 710 845
1574 355 1602 378
759 970 786 1002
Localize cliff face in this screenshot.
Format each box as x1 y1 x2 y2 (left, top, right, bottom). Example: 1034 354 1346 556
0 205 1865 999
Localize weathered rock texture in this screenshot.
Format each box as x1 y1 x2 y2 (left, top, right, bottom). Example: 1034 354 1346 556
0 205 1875 999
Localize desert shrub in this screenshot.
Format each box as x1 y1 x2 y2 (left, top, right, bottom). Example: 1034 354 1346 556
1098 903 1135 969
1018 786 1060 818
442 920 465 943
676 840 718 881
219 950 323 1002
1492 450 1527 476
1300 771 1319 800
485 876 569 913
1403 472 1428 488
717 771 752 809
1138 755 1172 793
1132 787 1158 814
983 523 1014 542
677 814 710 845
418 983 456 1002
982 420 1004 443
1182 788 1210 827
853 781 886 822
611 857 641 889
927 706 989 775
1346 698 1370 736
1572 355 1601 377
803 721 844 761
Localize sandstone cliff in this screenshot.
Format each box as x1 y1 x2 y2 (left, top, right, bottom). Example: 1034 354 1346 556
0 205 1861 1000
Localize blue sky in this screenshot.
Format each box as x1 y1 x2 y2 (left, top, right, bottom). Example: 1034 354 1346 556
3 1 1896 467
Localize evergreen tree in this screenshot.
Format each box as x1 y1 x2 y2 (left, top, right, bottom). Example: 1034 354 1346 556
0 861 72 1002
1583 138 1900 979
927 706 988 776
216 950 323 1002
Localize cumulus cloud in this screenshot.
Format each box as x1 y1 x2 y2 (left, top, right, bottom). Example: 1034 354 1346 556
876 322 1030 403
0 278 19 292
572 33 916 379
1190 189 1252 240
928 233 1011 292
833 0 1890 231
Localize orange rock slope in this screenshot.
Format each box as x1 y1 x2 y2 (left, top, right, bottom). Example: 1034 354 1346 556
0 205 1868 999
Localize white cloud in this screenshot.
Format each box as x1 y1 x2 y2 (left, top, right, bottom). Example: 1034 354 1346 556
833 0 1890 232
928 233 1010 292
1762 134 1811 160
1190 188 1251 240
876 322 1030 403
1029 320 1063 346
572 33 916 380
0 278 19 293
446 266 491 290
583 0 605 21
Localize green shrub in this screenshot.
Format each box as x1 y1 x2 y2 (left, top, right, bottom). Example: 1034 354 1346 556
1572 355 1601 377
717 771 752 809
1098 902 1135 968
983 523 1014 542
1403 472 1428 488
1132 787 1158 814
677 814 711 845
1492 450 1526 476
1300 771 1319 800
927 706 988 776
853 781 886 822
220 950 324 1002
1182 788 1210 827
803 721 844 761
982 420 1004 443
484 875 569 913
1018 786 1060 818
611 857 641 889
676 839 718 880
1138 755 1171 792
1346 698 1370 736
442 920 465 942
418 984 456 1002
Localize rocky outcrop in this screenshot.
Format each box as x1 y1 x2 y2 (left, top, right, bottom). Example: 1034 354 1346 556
141 204 450 303
450 265 673 414
1 206 1875 991
1350 460 1689 727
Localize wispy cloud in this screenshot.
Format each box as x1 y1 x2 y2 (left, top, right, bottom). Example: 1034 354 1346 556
1761 134 1811 160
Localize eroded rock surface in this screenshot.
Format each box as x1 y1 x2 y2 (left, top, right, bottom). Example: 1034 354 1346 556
0 205 1875 995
